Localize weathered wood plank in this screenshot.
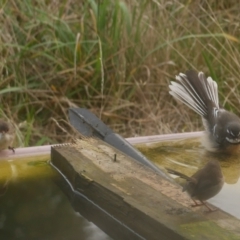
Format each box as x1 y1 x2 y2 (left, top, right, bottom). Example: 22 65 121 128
51 138 240 240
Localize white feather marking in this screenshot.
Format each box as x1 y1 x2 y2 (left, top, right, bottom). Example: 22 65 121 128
176 75 207 109
171 74 207 116
213 108 219 118
226 137 240 143
197 73 219 108
207 77 219 107
179 75 206 108
169 91 205 116
170 71 220 119
170 80 206 115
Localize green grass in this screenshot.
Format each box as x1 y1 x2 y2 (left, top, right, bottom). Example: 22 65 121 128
1 0 240 146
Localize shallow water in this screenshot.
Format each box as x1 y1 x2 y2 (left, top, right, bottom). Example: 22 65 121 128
0 155 112 240
137 137 240 219
1 138 240 238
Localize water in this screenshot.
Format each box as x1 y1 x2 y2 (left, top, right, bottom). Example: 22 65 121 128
1 138 240 239
137 137 240 219
0 155 112 240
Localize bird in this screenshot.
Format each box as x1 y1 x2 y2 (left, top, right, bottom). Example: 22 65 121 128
166 160 224 212
169 70 240 153
0 120 15 153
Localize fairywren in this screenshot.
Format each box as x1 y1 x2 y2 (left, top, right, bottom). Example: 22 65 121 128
166 160 224 212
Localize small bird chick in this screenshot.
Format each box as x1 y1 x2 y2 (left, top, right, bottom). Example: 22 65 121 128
166 160 224 212
0 120 15 153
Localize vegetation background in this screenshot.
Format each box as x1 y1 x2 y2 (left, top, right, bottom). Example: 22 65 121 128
1 0 240 147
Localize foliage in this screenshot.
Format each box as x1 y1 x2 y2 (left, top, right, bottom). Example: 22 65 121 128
1 0 240 146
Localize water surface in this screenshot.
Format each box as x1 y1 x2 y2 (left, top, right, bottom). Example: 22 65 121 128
0 155 111 240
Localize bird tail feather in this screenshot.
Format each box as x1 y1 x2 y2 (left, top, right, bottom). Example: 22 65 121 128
166 168 192 181
169 70 219 118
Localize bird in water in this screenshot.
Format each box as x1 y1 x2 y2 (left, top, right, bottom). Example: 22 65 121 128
169 70 240 153
166 160 224 212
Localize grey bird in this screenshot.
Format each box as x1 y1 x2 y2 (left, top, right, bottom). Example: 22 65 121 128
169 70 240 153
166 160 224 212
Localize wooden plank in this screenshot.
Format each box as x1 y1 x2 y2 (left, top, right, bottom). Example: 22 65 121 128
51 138 240 240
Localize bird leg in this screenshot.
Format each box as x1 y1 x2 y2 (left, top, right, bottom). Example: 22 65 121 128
201 201 217 212
191 199 217 212
8 146 15 153
191 199 204 207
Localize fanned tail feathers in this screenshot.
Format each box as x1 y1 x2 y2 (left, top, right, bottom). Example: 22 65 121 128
169 71 219 118
166 168 192 181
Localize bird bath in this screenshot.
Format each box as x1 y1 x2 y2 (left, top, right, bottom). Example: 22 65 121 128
0 131 240 239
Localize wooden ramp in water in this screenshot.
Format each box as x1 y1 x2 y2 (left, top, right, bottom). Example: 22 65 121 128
51 137 240 240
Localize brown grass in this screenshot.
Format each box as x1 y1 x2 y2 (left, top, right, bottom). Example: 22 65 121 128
1 0 240 146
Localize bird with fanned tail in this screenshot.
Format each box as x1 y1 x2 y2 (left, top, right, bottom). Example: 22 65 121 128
169 70 240 153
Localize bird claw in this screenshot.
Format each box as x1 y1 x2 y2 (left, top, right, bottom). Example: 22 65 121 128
204 207 218 213
191 203 204 207
191 200 204 207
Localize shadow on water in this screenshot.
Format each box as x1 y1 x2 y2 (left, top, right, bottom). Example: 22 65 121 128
0 156 112 240
137 137 240 220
